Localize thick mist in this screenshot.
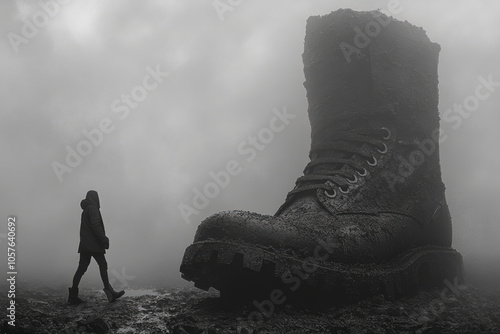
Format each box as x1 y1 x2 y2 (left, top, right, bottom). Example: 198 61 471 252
1 0 499 290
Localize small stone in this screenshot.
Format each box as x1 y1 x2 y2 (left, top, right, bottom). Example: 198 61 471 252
84 316 109 334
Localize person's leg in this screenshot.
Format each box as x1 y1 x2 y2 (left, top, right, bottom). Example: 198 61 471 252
94 253 125 302
72 252 92 288
92 253 109 289
69 253 91 304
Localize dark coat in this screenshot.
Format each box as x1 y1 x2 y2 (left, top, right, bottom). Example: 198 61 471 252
78 190 109 254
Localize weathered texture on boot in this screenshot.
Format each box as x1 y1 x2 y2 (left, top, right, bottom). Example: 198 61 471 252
180 9 463 302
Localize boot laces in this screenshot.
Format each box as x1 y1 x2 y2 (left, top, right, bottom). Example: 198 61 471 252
286 126 391 199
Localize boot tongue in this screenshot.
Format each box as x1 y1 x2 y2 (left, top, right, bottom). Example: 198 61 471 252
310 115 369 177
308 107 396 180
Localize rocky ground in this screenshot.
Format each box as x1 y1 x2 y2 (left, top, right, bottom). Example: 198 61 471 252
0 281 499 334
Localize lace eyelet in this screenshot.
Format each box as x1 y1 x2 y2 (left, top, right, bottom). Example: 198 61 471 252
340 186 349 194
377 143 388 154
347 174 358 183
325 189 337 198
367 156 378 166
381 127 391 140
357 168 368 177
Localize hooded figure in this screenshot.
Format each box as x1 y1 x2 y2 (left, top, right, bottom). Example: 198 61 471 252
78 190 109 253
68 190 124 305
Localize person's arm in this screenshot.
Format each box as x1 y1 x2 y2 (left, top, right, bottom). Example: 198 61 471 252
88 206 110 249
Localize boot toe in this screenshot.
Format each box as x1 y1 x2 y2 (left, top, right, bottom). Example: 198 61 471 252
194 210 311 251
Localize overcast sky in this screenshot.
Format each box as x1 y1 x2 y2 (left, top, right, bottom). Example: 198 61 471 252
1 0 499 288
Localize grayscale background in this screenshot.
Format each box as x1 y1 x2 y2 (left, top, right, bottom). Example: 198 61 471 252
1 0 499 289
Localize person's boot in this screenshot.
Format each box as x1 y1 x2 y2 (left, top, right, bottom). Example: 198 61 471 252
180 9 464 302
103 284 125 303
68 287 84 305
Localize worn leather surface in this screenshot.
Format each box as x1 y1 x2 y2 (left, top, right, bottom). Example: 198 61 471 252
193 9 452 265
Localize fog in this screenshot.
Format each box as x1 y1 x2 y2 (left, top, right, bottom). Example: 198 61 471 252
1 0 499 289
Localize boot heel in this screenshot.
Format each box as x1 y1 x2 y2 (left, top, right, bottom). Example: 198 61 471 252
381 246 465 298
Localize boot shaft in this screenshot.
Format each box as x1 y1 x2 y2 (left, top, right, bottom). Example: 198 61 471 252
303 9 441 144
279 9 451 246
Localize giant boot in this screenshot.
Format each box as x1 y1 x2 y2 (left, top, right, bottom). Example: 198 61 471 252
180 9 464 302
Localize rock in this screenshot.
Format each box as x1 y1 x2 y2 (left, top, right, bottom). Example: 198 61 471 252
64 326 75 334
80 315 109 334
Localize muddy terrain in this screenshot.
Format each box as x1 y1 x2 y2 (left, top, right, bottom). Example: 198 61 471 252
1 281 499 334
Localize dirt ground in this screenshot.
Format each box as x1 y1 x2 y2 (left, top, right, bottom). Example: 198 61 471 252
1 281 499 334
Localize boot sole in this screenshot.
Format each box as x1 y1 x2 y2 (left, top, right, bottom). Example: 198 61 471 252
180 240 464 303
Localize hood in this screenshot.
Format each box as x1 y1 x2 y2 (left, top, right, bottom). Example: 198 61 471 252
80 190 100 210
